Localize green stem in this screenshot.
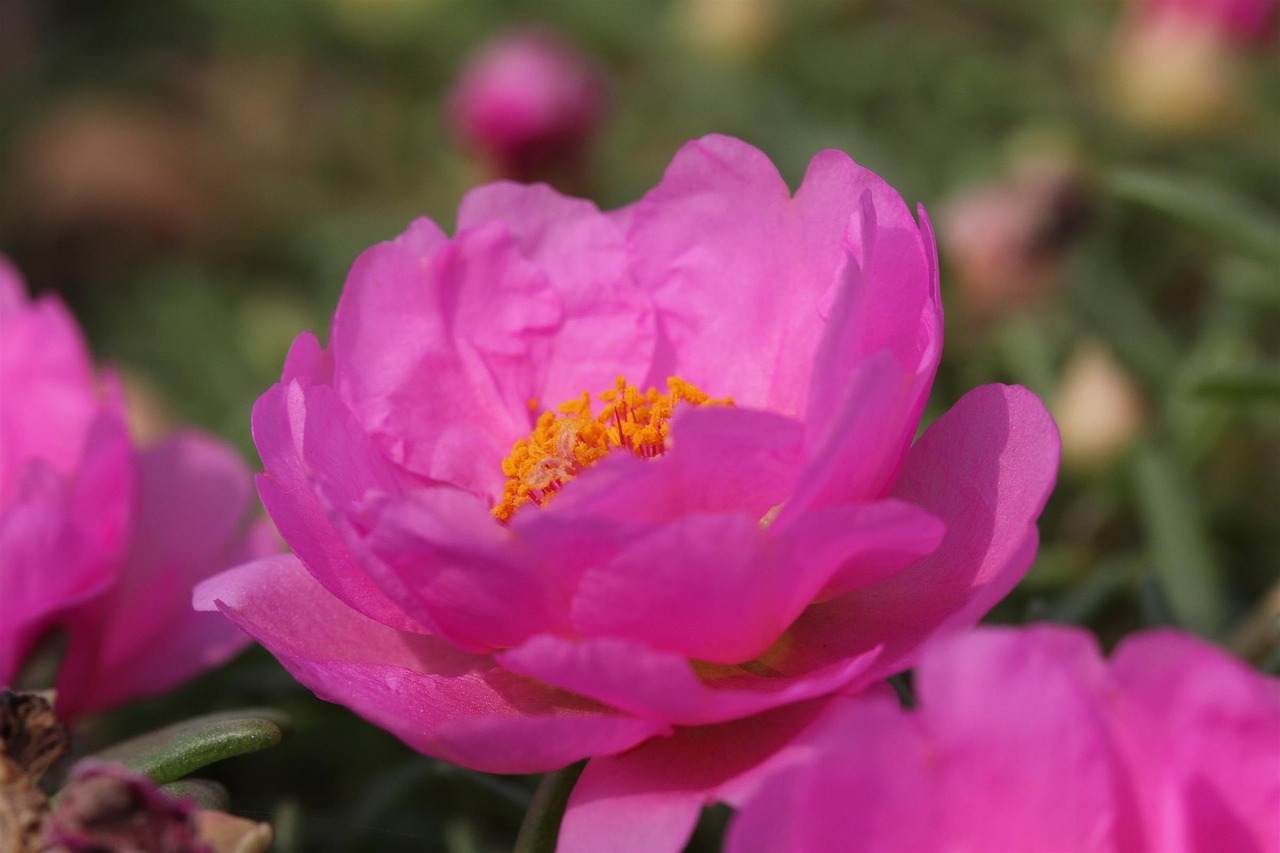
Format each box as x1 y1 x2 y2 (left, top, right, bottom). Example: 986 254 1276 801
513 761 587 853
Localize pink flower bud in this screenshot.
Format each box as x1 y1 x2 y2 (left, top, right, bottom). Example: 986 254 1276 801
447 30 608 184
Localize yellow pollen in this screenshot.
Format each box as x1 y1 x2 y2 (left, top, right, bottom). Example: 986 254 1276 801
493 376 731 521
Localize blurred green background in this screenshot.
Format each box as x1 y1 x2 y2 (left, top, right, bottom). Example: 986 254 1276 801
2 0 1277 850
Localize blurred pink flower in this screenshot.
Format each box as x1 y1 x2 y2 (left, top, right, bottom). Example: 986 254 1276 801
727 625 1280 852
941 155 1090 323
1136 0 1278 46
447 29 607 183
0 259 271 721
195 135 1059 851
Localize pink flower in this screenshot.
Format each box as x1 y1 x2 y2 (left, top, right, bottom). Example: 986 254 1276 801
195 135 1060 851
0 259 270 721
727 625 1280 853
1135 0 1278 46
447 29 607 183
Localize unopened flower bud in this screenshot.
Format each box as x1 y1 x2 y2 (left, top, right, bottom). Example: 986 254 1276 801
447 30 608 185
1052 342 1148 471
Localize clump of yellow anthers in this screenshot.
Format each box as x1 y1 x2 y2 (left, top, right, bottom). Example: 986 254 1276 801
493 376 730 521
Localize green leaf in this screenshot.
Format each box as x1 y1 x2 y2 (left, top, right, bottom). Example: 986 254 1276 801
1106 168 1280 268
92 708 288 785
1131 443 1228 637
1186 366 1280 401
161 778 231 811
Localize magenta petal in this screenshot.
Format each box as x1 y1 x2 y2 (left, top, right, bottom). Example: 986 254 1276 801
281 331 332 386
569 513 771 662
913 627 1135 850
498 634 880 726
628 137 850 413
0 277 101 499
1110 630 1280 851
196 555 665 774
559 696 840 853
544 405 805 525
785 498 945 601
786 349 917 512
725 695 943 853
457 182 656 403
359 486 576 650
330 219 561 496
778 383 1060 680
55 433 268 718
252 382 426 633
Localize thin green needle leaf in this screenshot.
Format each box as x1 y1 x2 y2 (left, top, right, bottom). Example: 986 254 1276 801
1107 168 1280 267
92 708 288 785
1187 366 1280 401
1131 443 1228 637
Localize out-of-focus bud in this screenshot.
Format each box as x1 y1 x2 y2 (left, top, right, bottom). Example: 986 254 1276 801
941 154 1091 324
43 762 210 853
447 30 608 186
1109 15 1245 135
1052 342 1148 472
1136 0 1278 47
677 0 781 64
197 810 273 853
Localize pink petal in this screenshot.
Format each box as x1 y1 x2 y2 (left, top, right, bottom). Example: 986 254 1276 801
457 182 656 404
55 433 269 718
565 505 936 665
1110 629 1280 851
774 383 1060 681
628 136 888 415
195 556 665 774
789 195 942 512
0 281 101 502
329 219 561 497
913 626 1135 851
281 331 333 386
542 404 805 525
358 486 576 650
498 633 880 726
725 695 943 853
252 381 426 633
559 695 842 853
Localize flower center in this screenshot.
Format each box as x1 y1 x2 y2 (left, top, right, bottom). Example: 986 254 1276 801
493 376 731 521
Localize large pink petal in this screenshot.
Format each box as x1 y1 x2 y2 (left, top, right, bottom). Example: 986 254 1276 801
913 626 1138 851
788 196 942 513
559 694 854 853
357 486 576 651
252 381 426 633
195 556 665 774
330 219 561 497
457 182 656 404
541 405 805 525
55 433 269 718
0 278 100 501
629 137 888 415
565 487 939 663
1109 630 1280 851
774 383 1060 681
498 634 880 726
725 695 943 853
0 412 134 685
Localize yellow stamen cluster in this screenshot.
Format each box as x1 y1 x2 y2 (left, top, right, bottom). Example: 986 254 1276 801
493 376 730 521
